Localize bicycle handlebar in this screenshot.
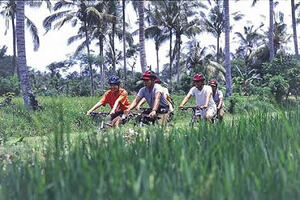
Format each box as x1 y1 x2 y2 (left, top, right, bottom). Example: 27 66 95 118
179 106 204 111
89 112 110 117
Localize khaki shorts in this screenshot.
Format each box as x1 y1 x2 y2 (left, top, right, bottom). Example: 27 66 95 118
157 113 169 125
195 106 217 119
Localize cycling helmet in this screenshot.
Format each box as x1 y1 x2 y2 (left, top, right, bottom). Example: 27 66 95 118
208 79 218 86
141 70 156 80
193 74 205 82
154 77 161 84
108 75 120 84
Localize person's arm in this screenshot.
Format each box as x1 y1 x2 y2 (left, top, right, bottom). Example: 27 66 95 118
110 96 122 115
110 91 128 114
86 101 104 115
136 98 146 110
179 94 191 108
149 92 162 118
124 96 142 115
218 97 223 110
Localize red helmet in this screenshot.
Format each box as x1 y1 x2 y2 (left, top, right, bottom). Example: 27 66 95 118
154 77 161 83
208 79 218 86
141 70 156 80
193 74 205 82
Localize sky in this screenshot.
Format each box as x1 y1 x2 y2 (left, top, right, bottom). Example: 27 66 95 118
0 0 295 74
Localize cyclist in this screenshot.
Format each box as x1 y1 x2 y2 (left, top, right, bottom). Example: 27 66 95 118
136 77 174 113
208 79 225 122
124 70 170 125
179 74 216 123
86 76 130 128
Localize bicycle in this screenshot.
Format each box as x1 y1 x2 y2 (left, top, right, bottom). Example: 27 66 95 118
89 112 112 129
122 109 161 127
180 106 218 127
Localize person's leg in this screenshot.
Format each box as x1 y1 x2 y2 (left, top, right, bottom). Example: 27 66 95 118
111 116 122 128
218 108 225 122
205 107 217 123
157 113 169 125
110 111 123 128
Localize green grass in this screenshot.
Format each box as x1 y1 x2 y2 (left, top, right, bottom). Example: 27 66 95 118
0 96 299 199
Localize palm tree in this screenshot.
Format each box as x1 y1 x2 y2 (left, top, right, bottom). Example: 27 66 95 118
0 0 49 75
145 5 169 74
145 25 168 75
16 0 40 110
268 0 275 61
43 0 97 96
171 1 202 82
291 0 299 58
252 0 274 61
148 1 174 83
200 2 224 63
122 0 127 81
234 24 264 62
150 1 203 82
138 0 147 72
223 0 232 97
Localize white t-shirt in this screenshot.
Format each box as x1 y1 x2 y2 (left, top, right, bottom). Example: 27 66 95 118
161 87 170 98
188 85 216 108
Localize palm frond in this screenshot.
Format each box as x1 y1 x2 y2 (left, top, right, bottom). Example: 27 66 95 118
43 10 72 32
74 41 87 57
25 16 40 51
67 34 83 45
53 0 75 11
52 13 74 30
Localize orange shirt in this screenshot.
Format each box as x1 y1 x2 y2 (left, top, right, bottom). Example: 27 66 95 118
99 88 130 111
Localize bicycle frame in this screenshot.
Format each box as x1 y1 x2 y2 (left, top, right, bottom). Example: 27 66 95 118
181 106 218 126
180 106 204 127
90 112 111 129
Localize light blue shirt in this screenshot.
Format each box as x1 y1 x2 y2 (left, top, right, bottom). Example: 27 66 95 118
137 84 169 108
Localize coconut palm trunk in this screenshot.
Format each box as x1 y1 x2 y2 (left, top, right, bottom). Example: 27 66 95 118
216 35 220 63
83 20 94 96
169 28 173 85
11 13 17 75
223 0 232 97
123 0 127 81
155 42 159 74
291 0 299 58
269 0 274 61
16 0 40 110
138 0 147 72
99 35 105 93
175 32 181 82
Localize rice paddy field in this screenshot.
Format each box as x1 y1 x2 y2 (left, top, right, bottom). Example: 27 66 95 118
0 95 299 199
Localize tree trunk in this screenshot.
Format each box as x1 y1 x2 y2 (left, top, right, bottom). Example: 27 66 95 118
156 42 159 75
169 28 173 86
99 35 105 94
138 0 147 72
111 21 116 73
123 0 127 81
291 0 299 58
223 0 232 97
84 20 94 96
216 34 220 63
269 0 274 61
11 14 17 75
175 32 181 82
16 0 41 111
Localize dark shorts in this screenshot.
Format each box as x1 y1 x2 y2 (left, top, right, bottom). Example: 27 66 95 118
141 106 169 115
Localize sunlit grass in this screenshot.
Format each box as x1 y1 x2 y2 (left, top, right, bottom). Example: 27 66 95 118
0 96 299 199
